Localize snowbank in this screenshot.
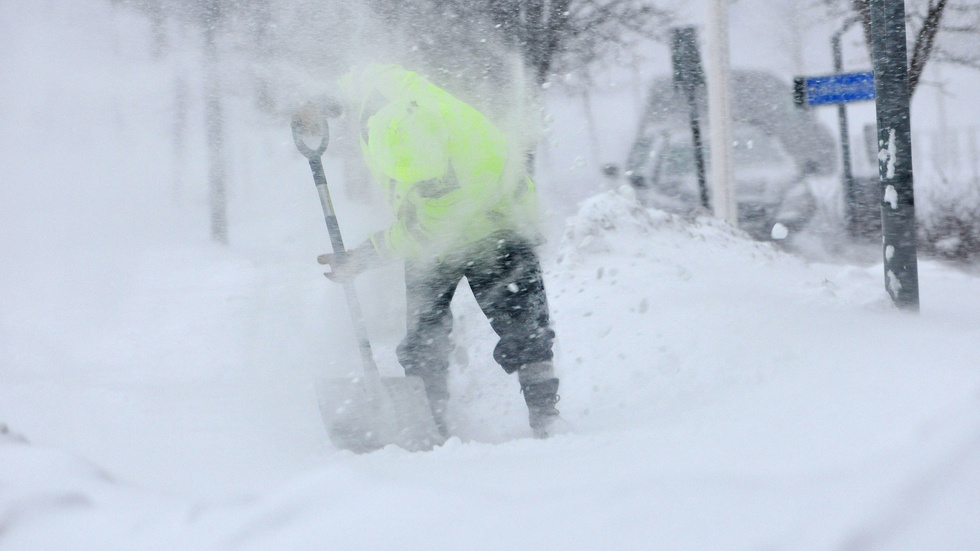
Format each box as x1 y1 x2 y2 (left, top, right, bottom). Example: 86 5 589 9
4 185 980 549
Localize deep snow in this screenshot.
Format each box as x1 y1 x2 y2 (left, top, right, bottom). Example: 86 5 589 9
3 1 980 550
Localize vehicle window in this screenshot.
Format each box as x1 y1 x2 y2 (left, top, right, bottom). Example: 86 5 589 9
659 144 696 176
653 127 791 182
732 134 786 167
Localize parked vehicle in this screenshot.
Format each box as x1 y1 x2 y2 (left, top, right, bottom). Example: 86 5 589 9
620 70 838 240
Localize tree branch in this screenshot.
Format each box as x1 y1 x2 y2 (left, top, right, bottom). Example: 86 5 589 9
908 0 948 96
852 0 873 51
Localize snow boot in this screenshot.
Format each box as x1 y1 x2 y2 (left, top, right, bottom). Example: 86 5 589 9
518 362 560 439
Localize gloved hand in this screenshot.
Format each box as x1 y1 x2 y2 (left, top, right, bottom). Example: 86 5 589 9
317 242 380 283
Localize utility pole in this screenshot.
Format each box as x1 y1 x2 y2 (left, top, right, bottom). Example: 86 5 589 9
706 0 737 225
870 0 919 310
934 63 950 176
204 0 228 245
172 76 188 205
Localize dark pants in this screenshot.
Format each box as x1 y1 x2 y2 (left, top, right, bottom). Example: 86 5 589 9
396 233 555 392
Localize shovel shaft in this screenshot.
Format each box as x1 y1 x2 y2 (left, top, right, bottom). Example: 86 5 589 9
292 108 443 452
341 281 382 381
310 157 346 253
310 157 381 380
295 114 382 381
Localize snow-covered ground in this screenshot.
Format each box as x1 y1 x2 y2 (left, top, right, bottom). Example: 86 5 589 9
3 1 980 549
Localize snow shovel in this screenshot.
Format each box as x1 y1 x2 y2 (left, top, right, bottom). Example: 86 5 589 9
291 108 443 453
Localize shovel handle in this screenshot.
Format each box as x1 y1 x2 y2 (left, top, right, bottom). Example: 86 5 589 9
291 111 345 255
291 110 329 160
292 107 381 381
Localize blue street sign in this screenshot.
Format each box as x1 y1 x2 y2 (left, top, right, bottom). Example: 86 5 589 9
805 71 876 106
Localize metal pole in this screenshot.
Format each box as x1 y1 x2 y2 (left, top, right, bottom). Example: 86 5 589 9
204 0 228 245
688 91 710 210
706 0 737 225
291 115 381 380
870 0 920 311
172 76 188 205
671 27 709 210
935 64 950 176
970 128 979 187
832 19 859 236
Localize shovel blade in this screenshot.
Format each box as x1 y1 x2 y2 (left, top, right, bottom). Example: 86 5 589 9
317 375 444 453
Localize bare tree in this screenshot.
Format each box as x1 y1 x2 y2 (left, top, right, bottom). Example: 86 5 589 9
114 0 231 243
820 0 980 98
420 0 674 87
362 0 674 175
115 0 678 188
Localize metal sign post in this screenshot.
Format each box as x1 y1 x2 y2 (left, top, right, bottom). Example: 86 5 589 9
870 0 920 311
794 69 876 237
832 18 862 236
671 27 709 210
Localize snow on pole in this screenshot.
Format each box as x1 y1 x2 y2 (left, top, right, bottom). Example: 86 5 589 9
870 0 920 311
706 0 737 225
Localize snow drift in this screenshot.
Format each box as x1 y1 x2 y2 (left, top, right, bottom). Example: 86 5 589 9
4 186 980 550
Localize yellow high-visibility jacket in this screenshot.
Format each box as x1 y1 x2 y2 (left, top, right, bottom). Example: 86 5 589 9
342 64 537 259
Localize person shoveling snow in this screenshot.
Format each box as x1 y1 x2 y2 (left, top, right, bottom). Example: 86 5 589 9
314 63 562 441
